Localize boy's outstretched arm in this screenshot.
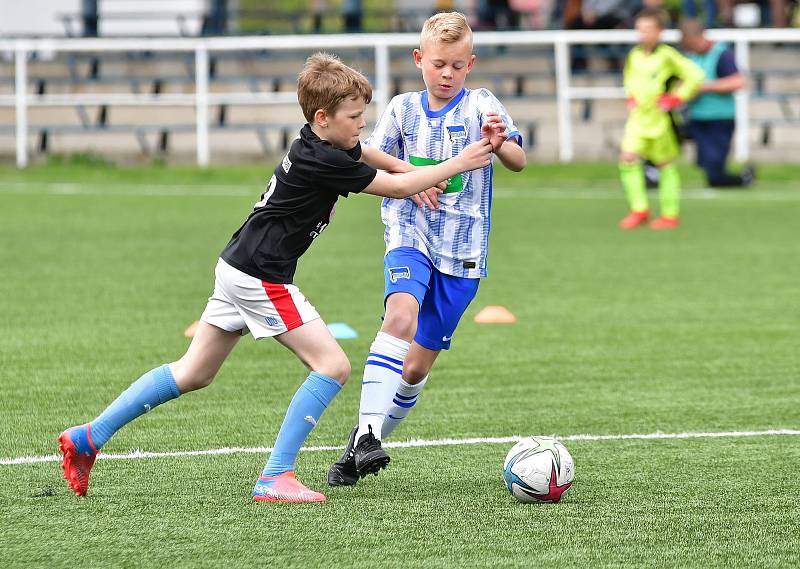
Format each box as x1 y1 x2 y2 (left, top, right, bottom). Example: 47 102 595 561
362 138 493 199
360 145 413 173
360 144 443 209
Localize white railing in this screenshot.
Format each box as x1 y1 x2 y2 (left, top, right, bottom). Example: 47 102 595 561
3 28 800 168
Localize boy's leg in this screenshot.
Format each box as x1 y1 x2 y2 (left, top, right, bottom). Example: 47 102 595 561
379 343 433 439
655 161 681 222
382 270 479 439
619 122 649 228
650 128 682 228
356 293 418 441
253 319 348 502
327 292 418 486
59 322 241 496
356 248 431 444
328 248 430 486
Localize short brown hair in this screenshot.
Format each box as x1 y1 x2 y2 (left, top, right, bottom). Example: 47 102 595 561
297 52 372 122
635 7 666 28
420 11 473 51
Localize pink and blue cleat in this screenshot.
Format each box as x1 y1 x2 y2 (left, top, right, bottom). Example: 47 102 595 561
58 424 98 497
252 471 327 503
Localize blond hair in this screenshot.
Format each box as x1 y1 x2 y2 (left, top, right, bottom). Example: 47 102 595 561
297 52 372 122
420 11 473 51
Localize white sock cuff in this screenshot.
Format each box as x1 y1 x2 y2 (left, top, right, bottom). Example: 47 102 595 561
372 332 410 361
397 375 427 396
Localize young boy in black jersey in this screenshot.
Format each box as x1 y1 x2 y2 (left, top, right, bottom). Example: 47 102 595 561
57 52 496 503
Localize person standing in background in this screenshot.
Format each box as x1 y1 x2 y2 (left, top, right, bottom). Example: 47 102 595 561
681 19 754 188
343 0 363 32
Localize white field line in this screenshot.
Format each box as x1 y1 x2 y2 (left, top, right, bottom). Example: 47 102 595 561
2 181 800 201
3 428 799 467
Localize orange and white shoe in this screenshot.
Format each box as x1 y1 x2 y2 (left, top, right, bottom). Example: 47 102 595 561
252 471 327 503
649 216 680 230
619 210 650 230
58 425 98 497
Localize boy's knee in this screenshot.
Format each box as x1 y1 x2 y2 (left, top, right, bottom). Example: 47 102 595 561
317 356 351 385
403 361 429 384
170 360 215 392
381 309 417 340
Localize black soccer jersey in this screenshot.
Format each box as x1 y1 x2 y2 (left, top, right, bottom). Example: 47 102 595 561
221 124 377 283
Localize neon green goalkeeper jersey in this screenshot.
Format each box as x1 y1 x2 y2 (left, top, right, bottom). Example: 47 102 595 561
624 44 704 138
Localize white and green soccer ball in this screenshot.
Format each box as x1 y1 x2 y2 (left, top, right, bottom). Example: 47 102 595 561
503 436 574 503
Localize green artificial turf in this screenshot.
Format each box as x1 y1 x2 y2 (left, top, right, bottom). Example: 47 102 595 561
1 162 798 568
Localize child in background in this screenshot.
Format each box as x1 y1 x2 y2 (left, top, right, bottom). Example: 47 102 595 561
619 8 704 230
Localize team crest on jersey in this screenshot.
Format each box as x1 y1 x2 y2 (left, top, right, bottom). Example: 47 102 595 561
281 154 292 174
388 266 411 283
446 125 467 142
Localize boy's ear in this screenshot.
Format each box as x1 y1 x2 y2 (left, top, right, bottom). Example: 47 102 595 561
313 108 328 128
413 49 423 69
467 54 476 73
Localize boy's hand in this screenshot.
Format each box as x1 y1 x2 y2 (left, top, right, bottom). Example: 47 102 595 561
626 96 637 110
481 112 508 152
411 182 445 209
457 138 493 171
658 93 683 111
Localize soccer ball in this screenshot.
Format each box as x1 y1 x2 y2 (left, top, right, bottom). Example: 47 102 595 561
503 436 574 503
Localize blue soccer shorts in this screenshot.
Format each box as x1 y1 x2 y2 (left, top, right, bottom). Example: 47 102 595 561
383 246 480 351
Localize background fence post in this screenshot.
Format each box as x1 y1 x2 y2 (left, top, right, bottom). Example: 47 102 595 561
374 41 390 122
734 38 750 163
554 38 573 163
15 45 28 169
195 44 210 167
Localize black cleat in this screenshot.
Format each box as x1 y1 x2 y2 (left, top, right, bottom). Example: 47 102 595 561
741 165 755 187
327 426 360 487
354 425 390 478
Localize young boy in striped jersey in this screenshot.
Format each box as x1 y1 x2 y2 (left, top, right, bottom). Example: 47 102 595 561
328 11 527 485
57 52 494 503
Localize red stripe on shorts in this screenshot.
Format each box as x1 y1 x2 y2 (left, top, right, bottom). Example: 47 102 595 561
261 282 304 331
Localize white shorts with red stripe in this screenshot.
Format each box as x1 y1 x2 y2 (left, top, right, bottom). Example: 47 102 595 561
200 258 320 339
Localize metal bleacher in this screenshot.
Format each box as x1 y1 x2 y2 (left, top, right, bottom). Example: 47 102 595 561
2 11 800 163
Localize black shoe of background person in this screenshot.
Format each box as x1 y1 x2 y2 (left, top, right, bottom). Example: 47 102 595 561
740 164 755 187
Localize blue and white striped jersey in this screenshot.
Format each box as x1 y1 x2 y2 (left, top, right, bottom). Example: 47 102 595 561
366 87 521 278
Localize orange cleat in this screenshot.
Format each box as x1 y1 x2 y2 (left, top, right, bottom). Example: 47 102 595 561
649 216 680 230
252 471 327 503
58 426 98 497
619 210 650 230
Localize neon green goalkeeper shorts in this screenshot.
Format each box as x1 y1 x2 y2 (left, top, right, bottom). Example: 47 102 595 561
621 119 680 165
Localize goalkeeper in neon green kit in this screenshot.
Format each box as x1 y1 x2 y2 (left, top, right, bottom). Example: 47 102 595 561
619 9 704 230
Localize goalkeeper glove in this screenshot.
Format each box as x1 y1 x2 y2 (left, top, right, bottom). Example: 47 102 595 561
658 93 683 111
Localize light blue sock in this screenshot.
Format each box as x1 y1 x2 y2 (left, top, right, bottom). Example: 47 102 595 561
262 371 342 477
89 364 181 450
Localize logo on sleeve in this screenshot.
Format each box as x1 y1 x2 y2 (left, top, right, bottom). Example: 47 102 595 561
281 154 292 174
388 266 411 283
446 124 467 142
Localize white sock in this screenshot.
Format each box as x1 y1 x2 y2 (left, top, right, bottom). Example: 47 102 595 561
381 375 427 440
356 332 409 441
